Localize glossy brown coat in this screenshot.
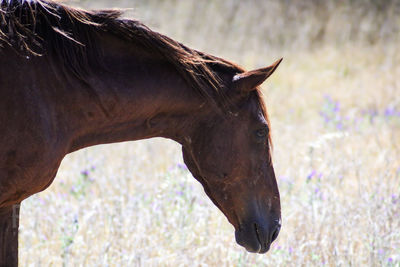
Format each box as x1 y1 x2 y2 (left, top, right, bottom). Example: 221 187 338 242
0 0 282 265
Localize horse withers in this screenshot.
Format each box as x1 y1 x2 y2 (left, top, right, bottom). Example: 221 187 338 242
0 0 282 264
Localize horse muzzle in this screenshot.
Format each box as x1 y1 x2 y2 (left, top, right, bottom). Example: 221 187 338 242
234 217 281 254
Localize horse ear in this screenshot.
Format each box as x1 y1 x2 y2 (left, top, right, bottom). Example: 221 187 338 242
232 58 282 93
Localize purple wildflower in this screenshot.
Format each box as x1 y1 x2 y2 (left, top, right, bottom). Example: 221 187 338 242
307 170 316 181
369 109 378 117
333 102 340 112
319 112 331 123
385 107 396 117
336 122 344 130
177 163 188 170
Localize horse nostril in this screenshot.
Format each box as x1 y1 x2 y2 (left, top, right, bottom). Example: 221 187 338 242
271 225 280 243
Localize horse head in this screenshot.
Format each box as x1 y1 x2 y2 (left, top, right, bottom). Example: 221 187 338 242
182 59 282 253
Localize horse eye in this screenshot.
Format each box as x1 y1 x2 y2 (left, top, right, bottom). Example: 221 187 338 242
255 129 268 138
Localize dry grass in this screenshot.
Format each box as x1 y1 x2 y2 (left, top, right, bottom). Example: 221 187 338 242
18 0 400 266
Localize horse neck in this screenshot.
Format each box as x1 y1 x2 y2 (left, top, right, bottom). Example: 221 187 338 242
63 35 207 152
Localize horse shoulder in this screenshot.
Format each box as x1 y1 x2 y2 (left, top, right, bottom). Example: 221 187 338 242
0 141 65 208
0 76 68 207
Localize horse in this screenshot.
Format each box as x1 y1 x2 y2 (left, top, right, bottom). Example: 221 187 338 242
0 0 282 265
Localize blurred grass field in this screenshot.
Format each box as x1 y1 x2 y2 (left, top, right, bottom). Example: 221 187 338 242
19 0 400 266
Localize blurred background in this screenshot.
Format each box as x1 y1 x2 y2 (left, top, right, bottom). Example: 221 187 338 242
20 0 400 266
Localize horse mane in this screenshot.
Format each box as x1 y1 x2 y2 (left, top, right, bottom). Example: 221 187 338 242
1 0 233 100
0 0 271 137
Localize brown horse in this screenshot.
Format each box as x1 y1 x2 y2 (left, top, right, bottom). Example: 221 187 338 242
0 0 282 265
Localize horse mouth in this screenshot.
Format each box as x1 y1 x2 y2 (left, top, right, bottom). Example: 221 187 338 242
254 223 268 253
